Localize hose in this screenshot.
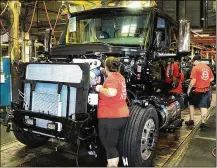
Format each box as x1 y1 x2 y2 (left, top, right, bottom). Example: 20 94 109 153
24 0 38 40
0 1 19 40
0 21 19 40
43 1 57 45
52 7 61 47
0 0 9 16
53 7 61 32
0 0 37 41
76 137 80 167
42 1 53 31
212 148 216 158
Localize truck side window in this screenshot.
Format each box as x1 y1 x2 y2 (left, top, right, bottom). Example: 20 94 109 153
169 23 178 52
171 24 178 43
156 17 167 51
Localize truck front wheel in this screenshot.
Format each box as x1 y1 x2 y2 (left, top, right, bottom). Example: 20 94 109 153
12 122 49 148
122 105 159 167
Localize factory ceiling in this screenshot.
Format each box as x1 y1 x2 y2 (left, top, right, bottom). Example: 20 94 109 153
0 0 216 45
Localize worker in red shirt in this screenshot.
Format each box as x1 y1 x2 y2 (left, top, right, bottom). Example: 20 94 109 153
185 55 214 130
169 72 185 108
95 57 129 167
163 58 180 96
169 73 184 94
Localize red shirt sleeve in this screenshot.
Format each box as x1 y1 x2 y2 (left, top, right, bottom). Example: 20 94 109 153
173 63 180 78
180 73 184 82
104 77 118 89
190 66 197 79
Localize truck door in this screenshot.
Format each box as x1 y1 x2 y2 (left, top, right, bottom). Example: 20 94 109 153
154 16 170 53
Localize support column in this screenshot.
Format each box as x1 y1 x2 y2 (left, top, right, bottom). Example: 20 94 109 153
191 46 194 59
9 1 20 62
176 0 179 21
9 1 21 102
200 0 205 27
22 32 30 62
204 0 208 27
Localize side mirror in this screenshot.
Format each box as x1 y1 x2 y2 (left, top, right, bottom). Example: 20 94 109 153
44 29 52 52
178 20 190 54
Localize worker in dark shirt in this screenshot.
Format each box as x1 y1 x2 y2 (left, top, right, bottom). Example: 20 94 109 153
185 55 214 130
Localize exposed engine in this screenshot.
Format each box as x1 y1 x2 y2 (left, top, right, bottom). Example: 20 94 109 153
159 101 181 129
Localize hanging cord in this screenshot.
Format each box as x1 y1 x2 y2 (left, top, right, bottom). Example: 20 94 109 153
52 7 61 47
42 1 53 30
43 1 57 46
53 7 61 33
76 138 80 167
0 0 37 41
49 3 69 47
0 0 19 40
24 0 38 40
0 21 20 40
212 148 216 158
0 0 9 16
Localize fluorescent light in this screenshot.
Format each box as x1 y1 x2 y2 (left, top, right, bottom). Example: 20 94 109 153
200 34 210 37
192 29 203 33
127 2 142 8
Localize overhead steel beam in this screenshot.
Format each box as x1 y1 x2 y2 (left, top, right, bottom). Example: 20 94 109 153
204 0 208 27
24 4 59 14
176 0 179 21
191 36 216 44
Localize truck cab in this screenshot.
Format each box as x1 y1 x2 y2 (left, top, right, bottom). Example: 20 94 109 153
8 6 190 167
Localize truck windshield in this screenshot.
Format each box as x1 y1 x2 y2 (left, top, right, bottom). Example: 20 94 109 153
64 8 152 46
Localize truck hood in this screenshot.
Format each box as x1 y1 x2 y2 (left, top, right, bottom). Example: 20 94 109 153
50 43 146 60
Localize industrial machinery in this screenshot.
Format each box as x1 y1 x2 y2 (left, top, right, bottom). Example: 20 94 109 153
0 57 11 124
7 7 190 167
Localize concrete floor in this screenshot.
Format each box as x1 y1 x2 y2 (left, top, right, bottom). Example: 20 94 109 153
0 91 216 167
177 107 216 167
1 124 16 145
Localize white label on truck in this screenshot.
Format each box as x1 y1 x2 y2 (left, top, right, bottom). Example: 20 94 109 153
0 74 5 83
88 93 99 106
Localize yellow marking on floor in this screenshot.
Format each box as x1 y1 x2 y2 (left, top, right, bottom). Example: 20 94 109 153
194 135 216 142
0 140 22 151
159 155 172 159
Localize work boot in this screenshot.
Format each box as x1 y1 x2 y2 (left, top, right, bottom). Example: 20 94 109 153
200 123 209 131
185 120 194 126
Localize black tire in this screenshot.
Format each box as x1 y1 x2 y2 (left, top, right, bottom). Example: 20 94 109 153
77 142 107 167
12 122 49 148
122 105 159 167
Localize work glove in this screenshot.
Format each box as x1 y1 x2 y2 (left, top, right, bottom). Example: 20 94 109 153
187 90 190 96
187 88 191 96
172 78 179 88
95 85 103 92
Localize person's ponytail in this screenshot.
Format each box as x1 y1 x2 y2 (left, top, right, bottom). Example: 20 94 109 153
105 57 121 72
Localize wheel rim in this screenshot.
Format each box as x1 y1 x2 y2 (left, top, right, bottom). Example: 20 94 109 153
140 118 155 160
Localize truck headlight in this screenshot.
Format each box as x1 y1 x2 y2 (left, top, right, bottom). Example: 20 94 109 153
47 123 57 130
25 118 35 125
